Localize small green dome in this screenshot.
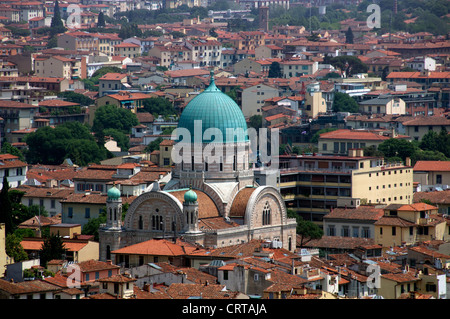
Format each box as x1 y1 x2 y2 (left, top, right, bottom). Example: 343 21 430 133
184 188 197 203
177 71 248 144
107 185 121 200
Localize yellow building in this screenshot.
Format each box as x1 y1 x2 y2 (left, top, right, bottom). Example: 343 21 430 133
318 129 411 155
159 139 175 167
114 42 141 59
0 223 13 277
279 149 413 223
374 203 445 247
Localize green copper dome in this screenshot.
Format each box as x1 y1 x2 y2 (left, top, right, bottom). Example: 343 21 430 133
107 185 121 200
177 72 248 143
184 188 197 203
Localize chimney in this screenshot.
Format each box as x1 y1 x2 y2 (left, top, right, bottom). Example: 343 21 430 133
405 157 411 167
348 148 357 157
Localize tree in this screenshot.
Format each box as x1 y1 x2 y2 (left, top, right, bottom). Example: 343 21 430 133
0 176 14 235
268 62 282 78
57 91 94 107
97 11 106 28
248 115 262 132
287 209 323 247
1 142 24 161
25 122 108 166
92 104 138 136
39 233 66 267
327 56 368 77
378 138 417 162
50 0 67 36
103 128 130 151
5 233 28 262
140 97 175 117
332 92 359 113
145 137 164 153
82 209 106 241
345 27 354 44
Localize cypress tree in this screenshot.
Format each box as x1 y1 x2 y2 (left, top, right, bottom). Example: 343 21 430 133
0 176 14 235
50 0 67 35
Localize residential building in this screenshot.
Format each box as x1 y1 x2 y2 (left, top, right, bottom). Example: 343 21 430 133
0 100 39 143
358 96 406 115
0 278 62 299
239 83 279 118
20 235 100 263
279 59 318 78
413 161 450 191
0 223 12 277
317 129 411 155
255 45 284 59
0 154 28 189
386 71 450 90
111 239 198 268
97 72 129 97
114 42 141 59
11 0 44 21
374 203 448 247
148 44 192 69
60 259 120 285
94 91 154 114
185 39 222 67
34 55 86 80
19 187 73 217
97 274 136 299
413 190 450 215
401 115 450 141
323 203 384 239
279 150 414 222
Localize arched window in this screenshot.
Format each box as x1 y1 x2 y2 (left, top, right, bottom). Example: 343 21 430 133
138 215 143 229
152 215 164 230
106 245 111 260
262 201 271 226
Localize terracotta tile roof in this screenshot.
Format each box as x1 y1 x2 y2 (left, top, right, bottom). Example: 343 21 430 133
166 188 220 219
324 206 384 221
19 215 61 229
414 160 450 172
229 187 257 218
409 245 450 259
164 68 210 78
386 71 450 79
304 236 375 249
413 190 450 205
107 91 154 101
38 99 80 107
165 283 239 299
319 129 409 141
97 274 136 283
381 270 421 283
112 238 198 256
76 259 120 273
99 73 127 81
397 202 438 211
136 112 154 123
374 216 416 227
60 192 137 205
403 116 450 126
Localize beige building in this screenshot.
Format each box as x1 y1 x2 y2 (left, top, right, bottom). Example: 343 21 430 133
401 116 450 141
374 203 446 247
0 223 13 277
34 55 85 80
98 72 129 97
359 96 406 115
239 83 279 118
303 82 327 119
114 42 141 59
279 60 318 78
318 129 411 156
413 161 450 190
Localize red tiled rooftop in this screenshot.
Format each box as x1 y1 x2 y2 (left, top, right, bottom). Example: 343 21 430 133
414 161 450 172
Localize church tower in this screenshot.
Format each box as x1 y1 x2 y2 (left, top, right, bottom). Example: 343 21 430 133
183 187 199 234
106 184 122 229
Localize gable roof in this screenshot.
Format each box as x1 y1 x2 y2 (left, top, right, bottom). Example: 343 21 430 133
111 238 197 256
414 161 450 172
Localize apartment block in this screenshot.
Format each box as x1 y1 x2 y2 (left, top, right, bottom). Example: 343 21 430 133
278 150 413 223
